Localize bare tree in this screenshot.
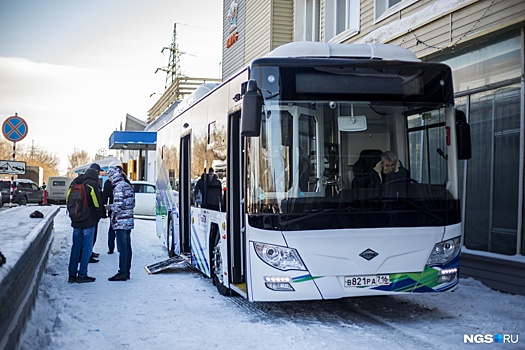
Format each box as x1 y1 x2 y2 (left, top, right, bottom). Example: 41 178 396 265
94 148 107 161
0 138 60 181
0 138 13 160
21 146 60 178
66 149 90 178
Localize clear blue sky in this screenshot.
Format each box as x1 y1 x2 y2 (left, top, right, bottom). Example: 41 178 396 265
0 0 222 174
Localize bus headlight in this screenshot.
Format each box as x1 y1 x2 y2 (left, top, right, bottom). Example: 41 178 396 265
427 237 461 265
264 276 295 291
254 242 307 271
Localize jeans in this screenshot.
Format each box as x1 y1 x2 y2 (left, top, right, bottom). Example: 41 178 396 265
68 226 95 277
108 225 116 253
115 229 132 277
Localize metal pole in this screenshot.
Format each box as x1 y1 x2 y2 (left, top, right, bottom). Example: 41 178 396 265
10 141 15 208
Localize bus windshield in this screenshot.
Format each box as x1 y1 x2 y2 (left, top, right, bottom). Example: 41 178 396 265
246 99 460 231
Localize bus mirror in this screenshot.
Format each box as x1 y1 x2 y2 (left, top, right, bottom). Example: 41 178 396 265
456 110 472 160
338 115 367 132
241 80 263 137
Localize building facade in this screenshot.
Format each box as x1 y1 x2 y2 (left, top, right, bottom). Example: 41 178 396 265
222 0 525 295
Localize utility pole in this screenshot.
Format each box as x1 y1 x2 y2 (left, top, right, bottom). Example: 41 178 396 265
156 23 182 90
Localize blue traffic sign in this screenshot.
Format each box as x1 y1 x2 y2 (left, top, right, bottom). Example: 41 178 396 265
2 116 28 142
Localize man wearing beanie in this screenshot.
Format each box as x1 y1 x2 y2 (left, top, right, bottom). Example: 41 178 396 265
87 163 102 262
67 167 104 283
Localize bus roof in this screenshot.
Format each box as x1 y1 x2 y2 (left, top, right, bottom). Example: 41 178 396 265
265 42 420 62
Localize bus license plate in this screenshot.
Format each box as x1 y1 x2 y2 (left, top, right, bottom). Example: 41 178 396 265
344 275 390 287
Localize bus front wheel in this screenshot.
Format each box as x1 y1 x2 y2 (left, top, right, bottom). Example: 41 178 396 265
212 234 230 296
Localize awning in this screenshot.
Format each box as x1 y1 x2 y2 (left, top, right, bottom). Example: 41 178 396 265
109 131 156 150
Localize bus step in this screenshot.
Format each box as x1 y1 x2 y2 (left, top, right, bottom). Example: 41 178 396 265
230 283 247 298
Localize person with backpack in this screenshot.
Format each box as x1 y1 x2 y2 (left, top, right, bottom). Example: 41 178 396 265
88 163 103 262
66 167 104 283
106 166 135 281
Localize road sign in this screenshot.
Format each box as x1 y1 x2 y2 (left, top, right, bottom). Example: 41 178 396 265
0 160 26 174
2 116 28 142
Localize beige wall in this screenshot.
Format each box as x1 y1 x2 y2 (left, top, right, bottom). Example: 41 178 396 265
344 0 525 59
245 0 293 65
245 0 272 65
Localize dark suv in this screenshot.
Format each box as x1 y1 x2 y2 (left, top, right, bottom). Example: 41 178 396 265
0 179 44 206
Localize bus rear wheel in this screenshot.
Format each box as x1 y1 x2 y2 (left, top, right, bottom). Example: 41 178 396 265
212 234 230 296
167 215 175 257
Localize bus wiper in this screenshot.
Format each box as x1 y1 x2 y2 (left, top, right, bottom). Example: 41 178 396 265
263 89 280 99
395 197 444 223
278 207 352 228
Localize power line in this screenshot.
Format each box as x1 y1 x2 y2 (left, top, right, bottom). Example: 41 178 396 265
402 0 495 52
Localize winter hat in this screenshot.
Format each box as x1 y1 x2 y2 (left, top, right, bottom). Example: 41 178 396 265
89 163 102 172
30 210 44 218
107 166 121 180
85 168 99 181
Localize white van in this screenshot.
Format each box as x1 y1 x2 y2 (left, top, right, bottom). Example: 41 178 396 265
46 176 72 204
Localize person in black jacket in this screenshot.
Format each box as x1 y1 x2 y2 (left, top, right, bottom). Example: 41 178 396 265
67 167 104 283
368 151 410 198
88 163 102 261
102 175 115 254
194 167 223 211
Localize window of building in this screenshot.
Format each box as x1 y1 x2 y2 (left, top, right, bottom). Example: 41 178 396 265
327 0 360 43
374 0 418 22
461 86 521 255
436 32 524 257
295 0 320 42
305 0 320 41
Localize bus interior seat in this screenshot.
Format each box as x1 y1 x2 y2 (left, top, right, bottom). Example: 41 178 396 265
351 149 382 188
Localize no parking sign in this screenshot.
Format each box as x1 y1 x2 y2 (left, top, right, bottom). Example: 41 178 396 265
2 115 28 142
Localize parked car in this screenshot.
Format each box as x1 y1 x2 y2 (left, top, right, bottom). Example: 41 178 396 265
130 181 156 216
0 179 44 206
46 176 72 204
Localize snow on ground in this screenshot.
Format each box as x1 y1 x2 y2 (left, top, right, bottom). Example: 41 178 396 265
12 206 525 350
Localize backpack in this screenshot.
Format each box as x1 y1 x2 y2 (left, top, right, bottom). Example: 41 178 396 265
67 182 91 222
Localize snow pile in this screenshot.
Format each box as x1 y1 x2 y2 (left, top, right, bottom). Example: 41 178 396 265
356 0 475 44
0 205 59 280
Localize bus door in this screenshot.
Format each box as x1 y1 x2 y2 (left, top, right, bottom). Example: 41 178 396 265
180 135 191 253
228 111 244 284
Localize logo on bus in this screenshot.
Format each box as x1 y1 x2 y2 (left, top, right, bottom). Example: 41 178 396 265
359 248 378 261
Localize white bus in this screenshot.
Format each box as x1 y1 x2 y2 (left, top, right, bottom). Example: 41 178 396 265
156 42 471 302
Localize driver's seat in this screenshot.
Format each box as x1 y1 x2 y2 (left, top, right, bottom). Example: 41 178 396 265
351 149 382 189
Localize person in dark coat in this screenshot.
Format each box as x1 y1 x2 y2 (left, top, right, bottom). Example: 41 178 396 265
194 167 223 210
368 151 410 198
67 167 104 283
194 167 223 211
75 163 102 263
102 175 116 254
88 163 102 261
